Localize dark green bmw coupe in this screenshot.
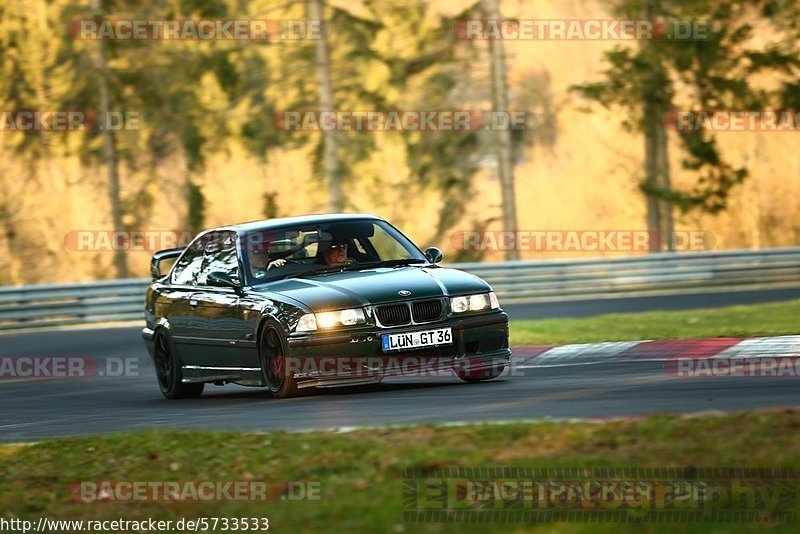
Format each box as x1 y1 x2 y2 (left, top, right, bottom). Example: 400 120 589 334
142 214 510 399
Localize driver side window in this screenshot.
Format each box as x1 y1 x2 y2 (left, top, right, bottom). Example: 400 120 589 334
197 232 240 286
171 236 208 286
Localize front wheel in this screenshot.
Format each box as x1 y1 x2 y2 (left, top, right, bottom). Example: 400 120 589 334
153 330 204 399
259 320 299 399
457 363 505 383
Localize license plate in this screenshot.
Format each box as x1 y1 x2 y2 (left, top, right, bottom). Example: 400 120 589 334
381 328 453 352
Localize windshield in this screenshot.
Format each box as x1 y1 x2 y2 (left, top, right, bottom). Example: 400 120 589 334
243 219 428 284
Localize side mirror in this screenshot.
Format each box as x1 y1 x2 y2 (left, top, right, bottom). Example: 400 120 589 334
150 248 184 280
207 271 239 289
424 247 443 264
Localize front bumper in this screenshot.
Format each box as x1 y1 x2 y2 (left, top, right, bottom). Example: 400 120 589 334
285 311 511 388
141 326 156 359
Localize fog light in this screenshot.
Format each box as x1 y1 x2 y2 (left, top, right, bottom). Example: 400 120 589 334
296 313 317 332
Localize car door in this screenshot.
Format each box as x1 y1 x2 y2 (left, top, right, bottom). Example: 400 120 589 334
188 231 255 370
165 234 209 364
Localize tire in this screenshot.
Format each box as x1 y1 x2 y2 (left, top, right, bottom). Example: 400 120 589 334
457 362 505 383
153 330 205 399
259 319 299 399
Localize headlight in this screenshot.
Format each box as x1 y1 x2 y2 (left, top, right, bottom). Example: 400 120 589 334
297 308 367 332
451 296 468 313
450 292 499 313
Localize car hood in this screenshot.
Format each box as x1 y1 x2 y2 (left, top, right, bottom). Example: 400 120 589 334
254 266 491 311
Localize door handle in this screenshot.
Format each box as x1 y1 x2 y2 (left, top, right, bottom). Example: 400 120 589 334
189 298 198 309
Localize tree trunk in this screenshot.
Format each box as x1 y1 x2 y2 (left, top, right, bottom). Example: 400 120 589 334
486 0 520 260
643 102 662 253
655 116 674 250
641 0 668 253
308 0 343 212
0 183 21 284
91 0 127 278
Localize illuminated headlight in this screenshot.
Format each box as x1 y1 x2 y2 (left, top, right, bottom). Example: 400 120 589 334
315 308 366 330
451 292 499 313
468 294 488 311
450 293 500 313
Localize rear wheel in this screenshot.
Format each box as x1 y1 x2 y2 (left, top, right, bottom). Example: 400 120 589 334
153 330 204 399
259 320 299 399
457 363 505 383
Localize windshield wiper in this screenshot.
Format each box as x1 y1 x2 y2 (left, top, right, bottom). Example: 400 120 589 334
368 258 427 268
294 266 345 278
293 259 426 278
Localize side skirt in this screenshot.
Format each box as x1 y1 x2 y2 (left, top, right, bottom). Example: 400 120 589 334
181 365 264 386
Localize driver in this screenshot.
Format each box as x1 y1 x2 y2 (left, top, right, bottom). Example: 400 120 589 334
318 241 349 266
248 248 273 280
267 240 349 269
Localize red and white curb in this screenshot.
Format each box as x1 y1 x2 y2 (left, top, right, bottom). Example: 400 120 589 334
512 335 800 371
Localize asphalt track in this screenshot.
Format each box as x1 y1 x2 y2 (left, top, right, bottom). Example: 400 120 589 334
2 316 799 442
502 286 800 318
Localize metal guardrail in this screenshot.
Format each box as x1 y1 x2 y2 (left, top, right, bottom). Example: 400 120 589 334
0 279 149 331
0 248 798 331
458 247 800 301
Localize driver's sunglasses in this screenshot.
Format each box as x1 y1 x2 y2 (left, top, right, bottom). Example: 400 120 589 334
330 243 347 250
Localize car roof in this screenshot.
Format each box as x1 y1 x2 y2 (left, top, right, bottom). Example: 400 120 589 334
217 213 384 234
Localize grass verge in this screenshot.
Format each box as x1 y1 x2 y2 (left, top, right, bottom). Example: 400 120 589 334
2 409 800 532
510 299 800 345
